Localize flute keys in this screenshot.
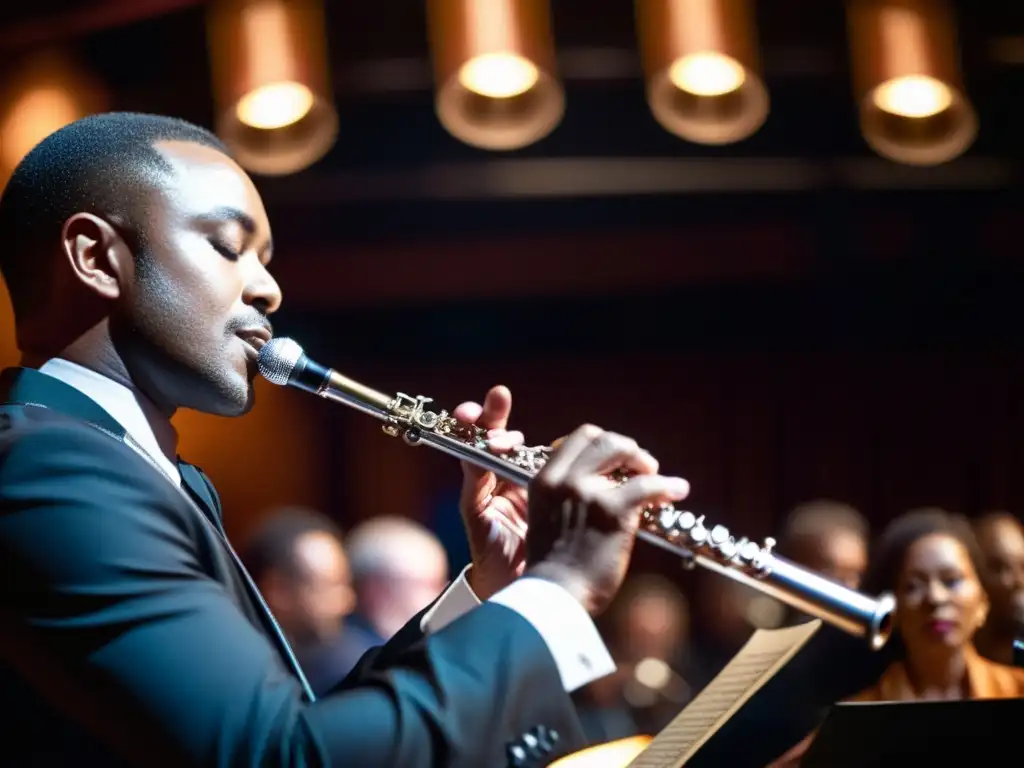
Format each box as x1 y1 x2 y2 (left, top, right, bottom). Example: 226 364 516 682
657 505 681 530
718 539 738 559
689 516 708 544
738 539 760 562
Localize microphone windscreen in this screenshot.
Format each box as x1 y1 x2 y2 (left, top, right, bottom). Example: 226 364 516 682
258 337 304 385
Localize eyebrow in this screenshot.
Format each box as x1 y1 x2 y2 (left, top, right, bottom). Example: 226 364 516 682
197 206 273 256
198 206 257 233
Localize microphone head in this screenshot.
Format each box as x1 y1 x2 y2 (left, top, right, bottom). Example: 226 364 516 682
258 337 304 385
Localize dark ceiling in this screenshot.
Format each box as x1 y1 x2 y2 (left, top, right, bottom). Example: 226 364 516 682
1 1 1022 348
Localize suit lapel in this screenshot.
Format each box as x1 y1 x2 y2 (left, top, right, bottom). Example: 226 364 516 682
178 462 225 534
177 459 316 699
174 459 315 701
1 367 317 702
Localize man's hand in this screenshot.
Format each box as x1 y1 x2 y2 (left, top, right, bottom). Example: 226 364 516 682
525 424 690 616
453 386 530 600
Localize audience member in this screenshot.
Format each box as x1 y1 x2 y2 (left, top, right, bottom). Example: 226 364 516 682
779 499 869 590
769 507 1024 766
242 507 359 694
576 574 691 743
973 511 1024 664
344 515 450 657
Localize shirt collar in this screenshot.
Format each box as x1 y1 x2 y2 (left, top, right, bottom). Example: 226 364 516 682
36 358 181 483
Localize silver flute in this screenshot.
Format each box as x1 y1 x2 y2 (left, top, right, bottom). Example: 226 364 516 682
258 337 895 650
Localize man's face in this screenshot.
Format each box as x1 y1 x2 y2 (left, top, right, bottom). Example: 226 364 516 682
291 531 355 642
976 518 1024 632
792 529 868 590
113 140 282 416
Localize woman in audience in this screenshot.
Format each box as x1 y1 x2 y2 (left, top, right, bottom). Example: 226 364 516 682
769 507 1024 765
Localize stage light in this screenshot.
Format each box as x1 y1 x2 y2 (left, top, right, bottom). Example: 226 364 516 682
636 0 769 145
0 51 107 186
427 0 564 151
847 0 977 165
206 0 338 175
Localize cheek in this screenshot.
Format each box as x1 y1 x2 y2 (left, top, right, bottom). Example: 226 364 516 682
174 237 246 311
955 583 986 616
896 592 925 629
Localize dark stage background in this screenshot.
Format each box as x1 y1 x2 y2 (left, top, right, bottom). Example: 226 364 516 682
0 0 1022 627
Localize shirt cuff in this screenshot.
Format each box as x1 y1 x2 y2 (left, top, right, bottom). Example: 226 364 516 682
489 577 616 692
420 564 481 633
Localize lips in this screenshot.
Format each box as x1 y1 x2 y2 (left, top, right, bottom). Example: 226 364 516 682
926 618 957 636
237 326 272 351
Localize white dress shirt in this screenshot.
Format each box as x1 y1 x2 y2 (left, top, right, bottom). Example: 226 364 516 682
36 358 616 694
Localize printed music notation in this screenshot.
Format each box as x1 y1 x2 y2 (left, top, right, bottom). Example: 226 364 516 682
627 619 822 768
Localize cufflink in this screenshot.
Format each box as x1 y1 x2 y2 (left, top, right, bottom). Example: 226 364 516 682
506 743 528 767
508 725 562 767
534 725 559 752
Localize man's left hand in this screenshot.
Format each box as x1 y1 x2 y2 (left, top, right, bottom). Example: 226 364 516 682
452 385 529 601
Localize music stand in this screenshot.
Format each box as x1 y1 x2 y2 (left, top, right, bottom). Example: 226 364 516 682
802 698 1023 767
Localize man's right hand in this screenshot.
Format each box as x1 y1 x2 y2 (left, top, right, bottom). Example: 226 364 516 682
523 424 690 616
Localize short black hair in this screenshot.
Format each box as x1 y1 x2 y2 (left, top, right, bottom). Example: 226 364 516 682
241 507 345 584
861 506 987 597
0 111 228 320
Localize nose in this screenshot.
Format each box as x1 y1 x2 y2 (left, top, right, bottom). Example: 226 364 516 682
924 578 951 606
244 259 283 315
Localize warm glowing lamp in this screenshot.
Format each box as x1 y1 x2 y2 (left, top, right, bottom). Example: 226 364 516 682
549 736 654 768
847 0 977 166
206 0 338 175
0 51 107 186
427 0 565 151
636 0 769 145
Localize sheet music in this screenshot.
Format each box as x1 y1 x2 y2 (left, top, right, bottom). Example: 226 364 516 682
628 619 822 768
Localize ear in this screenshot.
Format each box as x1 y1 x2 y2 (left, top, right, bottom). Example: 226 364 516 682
60 213 134 301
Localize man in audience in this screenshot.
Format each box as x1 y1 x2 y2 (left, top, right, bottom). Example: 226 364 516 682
780 499 870 590
342 516 451 663
973 511 1024 664
575 574 692 744
242 507 361 694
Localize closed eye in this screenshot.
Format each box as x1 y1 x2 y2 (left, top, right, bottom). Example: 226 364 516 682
209 240 240 260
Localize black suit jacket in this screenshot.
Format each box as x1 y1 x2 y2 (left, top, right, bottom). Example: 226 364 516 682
0 367 585 767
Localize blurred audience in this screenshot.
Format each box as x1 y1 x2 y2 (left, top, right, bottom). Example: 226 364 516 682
685 574 759 693
769 507 1024 766
575 574 692 743
770 498 871 629
973 511 1024 664
344 515 450 654
242 507 358 695
778 499 869 591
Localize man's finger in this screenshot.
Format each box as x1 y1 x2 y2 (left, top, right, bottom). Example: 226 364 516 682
453 401 483 423
478 385 512 431
570 431 660 477
485 430 524 452
535 424 604 487
603 474 691 516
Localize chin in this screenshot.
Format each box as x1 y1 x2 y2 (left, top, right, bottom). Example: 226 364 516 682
187 371 256 417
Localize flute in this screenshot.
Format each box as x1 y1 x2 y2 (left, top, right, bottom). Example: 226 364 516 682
258 337 894 650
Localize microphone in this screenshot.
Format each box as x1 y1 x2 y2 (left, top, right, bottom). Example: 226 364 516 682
258 337 396 417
